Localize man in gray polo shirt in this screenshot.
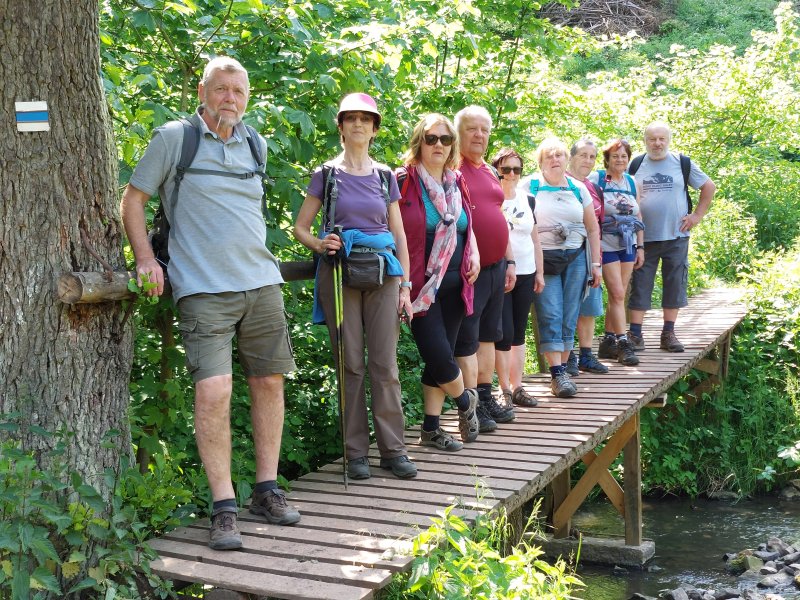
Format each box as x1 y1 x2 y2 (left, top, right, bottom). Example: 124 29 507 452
627 121 717 352
120 57 299 551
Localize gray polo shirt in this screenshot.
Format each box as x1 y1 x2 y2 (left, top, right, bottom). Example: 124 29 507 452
130 109 282 301
632 152 709 242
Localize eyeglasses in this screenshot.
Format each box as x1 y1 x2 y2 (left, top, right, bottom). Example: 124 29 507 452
499 166 523 175
424 134 455 146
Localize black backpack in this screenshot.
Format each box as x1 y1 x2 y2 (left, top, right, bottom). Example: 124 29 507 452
628 152 693 212
149 118 269 267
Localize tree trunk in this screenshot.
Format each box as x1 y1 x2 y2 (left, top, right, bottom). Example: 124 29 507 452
0 1 132 495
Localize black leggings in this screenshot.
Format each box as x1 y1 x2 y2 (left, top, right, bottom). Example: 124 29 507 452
411 271 465 387
495 273 535 351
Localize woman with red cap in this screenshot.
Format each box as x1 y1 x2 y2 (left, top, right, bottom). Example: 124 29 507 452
294 93 416 481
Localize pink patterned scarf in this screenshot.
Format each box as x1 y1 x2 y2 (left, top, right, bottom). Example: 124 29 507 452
412 163 463 314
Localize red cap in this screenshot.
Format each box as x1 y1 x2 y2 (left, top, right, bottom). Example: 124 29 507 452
337 93 381 128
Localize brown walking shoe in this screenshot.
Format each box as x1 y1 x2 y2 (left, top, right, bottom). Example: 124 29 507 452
249 488 301 525
626 330 645 351
660 330 685 352
209 511 242 550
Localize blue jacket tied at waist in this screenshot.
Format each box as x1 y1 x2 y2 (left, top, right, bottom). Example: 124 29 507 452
602 215 645 255
312 229 403 324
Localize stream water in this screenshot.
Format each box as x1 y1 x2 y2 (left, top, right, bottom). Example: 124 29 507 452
571 496 800 599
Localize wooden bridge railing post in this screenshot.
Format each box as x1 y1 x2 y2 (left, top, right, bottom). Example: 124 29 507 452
623 412 642 546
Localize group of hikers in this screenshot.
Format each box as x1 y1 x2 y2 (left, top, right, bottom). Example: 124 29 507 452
120 57 717 550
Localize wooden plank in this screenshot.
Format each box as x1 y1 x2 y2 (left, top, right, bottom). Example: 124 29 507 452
553 418 638 531
624 413 642 545
149 538 393 588
150 556 373 600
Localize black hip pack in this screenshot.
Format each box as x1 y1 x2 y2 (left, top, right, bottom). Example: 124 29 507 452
343 247 386 290
542 246 583 276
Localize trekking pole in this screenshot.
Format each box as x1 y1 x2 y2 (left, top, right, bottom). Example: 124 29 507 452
332 225 348 489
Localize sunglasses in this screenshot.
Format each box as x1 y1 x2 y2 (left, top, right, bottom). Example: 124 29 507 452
499 166 523 175
424 134 455 146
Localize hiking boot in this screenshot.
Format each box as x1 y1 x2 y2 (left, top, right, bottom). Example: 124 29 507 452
420 427 464 451
476 402 497 433
660 330 685 352
578 351 609 374
458 389 479 443
617 337 640 366
481 394 515 423
511 387 538 407
626 330 645 351
380 455 418 478
598 335 618 359
550 372 578 398
209 510 242 550
565 351 580 377
346 456 371 480
249 488 301 525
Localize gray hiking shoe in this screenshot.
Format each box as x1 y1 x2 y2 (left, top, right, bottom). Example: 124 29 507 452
550 372 578 398
209 511 242 550
420 427 464 451
458 389 480 442
617 337 640 366
578 351 609 374
511 387 538 407
598 335 618 359
380 455 418 478
626 330 645 351
566 351 580 376
346 456 371 480
249 488 301 525
660 330 685 352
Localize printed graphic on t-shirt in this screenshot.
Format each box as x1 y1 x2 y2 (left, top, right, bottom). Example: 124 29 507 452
503 204 526 231
607 192 635 216
643 172 674 192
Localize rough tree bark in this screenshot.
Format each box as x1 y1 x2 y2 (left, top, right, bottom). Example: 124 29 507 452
0 1 132 494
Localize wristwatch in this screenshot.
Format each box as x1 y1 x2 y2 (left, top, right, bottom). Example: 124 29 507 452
506 260 516 266
591 262 601 268
400 281 412 289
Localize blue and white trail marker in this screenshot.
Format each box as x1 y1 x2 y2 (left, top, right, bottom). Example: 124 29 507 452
15 101 50 132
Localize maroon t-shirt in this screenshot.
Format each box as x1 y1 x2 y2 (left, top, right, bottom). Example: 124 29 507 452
459 159 508 266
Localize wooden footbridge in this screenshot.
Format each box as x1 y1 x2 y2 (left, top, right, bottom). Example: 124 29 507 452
147 287 746 599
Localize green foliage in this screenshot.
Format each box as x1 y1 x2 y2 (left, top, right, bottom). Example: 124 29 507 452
384 501 583 599
0 416 177 599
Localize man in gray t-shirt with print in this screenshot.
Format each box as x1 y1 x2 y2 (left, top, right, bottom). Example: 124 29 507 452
120 57 299 551
626 121 716 352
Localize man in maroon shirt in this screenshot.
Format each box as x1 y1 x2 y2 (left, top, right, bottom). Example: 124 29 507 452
453 106 516 430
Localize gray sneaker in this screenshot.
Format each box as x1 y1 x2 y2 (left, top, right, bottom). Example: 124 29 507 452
379 455 418 478
346 456 371 480
249 488 301 525
458 389 480 442
420 427 464 451
209 510 242 550
550 372 578 398
598 335 618 359
626 330 645 351
566 351 580 376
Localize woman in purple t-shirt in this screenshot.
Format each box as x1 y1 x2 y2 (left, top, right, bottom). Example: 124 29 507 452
294 94 416 482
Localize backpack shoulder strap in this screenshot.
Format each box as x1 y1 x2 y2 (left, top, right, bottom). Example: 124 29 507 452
321 163 336 233
628 154 645 176
679 153 692 212
244 125 266 168
597 169 607 191
168 118 201 212
488 164 502 182
396 166 411 200
566 177 583 203
376 166 392 207
625 173 636 195
527 178 540 214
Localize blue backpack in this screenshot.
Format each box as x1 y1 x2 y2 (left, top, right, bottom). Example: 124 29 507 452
526 177 583 214
596 170 637 198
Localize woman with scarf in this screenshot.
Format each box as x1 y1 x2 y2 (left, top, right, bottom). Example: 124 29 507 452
397 113 481 452
294 93 416 480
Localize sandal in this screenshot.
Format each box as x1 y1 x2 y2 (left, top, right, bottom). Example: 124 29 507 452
458 389 479 443
511 387 539 407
